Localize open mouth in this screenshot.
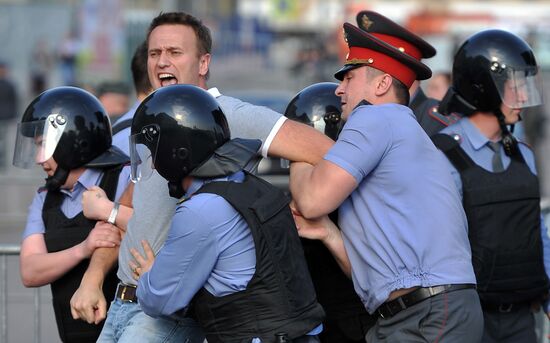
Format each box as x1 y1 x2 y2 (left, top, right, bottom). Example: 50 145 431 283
159 73 178 87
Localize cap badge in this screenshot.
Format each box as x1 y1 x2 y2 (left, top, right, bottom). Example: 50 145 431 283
398 47 405 53
343 28 348 43
360 14 374 30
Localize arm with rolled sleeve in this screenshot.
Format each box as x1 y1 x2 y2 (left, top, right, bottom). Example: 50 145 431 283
137 205 218 317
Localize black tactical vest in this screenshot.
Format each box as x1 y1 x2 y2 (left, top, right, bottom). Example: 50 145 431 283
433 134 549 305
42 166 123 342
192 172 325 343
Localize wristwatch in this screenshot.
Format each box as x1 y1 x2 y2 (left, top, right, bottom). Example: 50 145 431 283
107 202 120 225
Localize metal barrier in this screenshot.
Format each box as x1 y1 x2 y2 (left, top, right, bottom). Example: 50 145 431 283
0 244 41 343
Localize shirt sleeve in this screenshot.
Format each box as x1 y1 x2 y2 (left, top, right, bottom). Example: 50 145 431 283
324 107 391 183
220 96 283 157
137 204 219 317
22 191 47 240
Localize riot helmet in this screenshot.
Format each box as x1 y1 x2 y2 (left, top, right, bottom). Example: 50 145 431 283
13 86 126 190
452 29 542 113
130 84 230 196
284 82 343 141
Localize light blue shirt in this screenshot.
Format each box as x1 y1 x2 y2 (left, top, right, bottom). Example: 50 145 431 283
22 166 131 239
112 100 141 156
325 103 476 314
441 117 550 311
137 171 256 316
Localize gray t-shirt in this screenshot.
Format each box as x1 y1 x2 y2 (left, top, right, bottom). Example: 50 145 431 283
117 88 286 284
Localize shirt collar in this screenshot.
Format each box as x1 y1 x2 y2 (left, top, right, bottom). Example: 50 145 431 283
59 168 102 197
460 117 490 151
207 87 222 98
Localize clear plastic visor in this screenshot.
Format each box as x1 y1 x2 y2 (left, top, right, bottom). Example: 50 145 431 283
129 125 160 183
493 66 543 109
13 114 66 169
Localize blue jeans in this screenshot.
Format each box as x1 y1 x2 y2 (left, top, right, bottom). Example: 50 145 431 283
97 299 205 343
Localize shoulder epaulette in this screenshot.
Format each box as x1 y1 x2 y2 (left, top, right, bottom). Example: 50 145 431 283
428 106 461 127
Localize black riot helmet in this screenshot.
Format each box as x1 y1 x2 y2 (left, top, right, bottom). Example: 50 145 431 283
441 29 543 156
451 29 542 114
13 86 127 190
130 84 230 197
284 82 342 141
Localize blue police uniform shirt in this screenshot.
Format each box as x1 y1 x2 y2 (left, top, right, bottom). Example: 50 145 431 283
111 100 140 156
441 117 550 311
137 171 322 340
324 103 476 314
22 166 131 239
137 171 256 316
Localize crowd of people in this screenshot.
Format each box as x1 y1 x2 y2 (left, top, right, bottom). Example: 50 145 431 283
12 9 550 343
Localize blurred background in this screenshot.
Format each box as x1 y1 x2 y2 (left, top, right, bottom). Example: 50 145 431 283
1 0 550 342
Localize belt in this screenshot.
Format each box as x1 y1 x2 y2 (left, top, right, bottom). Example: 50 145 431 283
115 282 138 303
377 284 475 319
481 302 530 313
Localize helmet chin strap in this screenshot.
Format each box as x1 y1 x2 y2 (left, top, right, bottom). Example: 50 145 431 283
45 167 70 191
168 181 185 199
495 107 519 157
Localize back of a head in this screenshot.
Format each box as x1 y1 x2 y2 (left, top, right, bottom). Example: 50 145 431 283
131 41 152 96
284 82 343 141
130 84 229 196
452 29 541 114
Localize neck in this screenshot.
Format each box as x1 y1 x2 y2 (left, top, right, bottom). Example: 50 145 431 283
64 167 86 190
408 81 419 98
469 111 501 141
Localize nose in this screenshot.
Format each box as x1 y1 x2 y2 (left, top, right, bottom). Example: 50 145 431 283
335 81 345 96
157 51 170 68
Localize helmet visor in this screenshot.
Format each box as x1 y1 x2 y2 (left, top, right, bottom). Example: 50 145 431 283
493 66 543 109
129 124 160 183
13 114 66 169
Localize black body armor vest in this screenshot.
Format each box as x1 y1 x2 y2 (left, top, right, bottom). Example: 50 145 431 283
433 134 549 305
192 172 325 343
42 166 123 342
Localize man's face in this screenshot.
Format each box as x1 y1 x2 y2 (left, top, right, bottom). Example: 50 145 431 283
335 67 376 120
147 24 210 90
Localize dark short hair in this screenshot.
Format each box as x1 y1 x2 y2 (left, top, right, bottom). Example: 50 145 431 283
391 77 410 105
131 41 152 95
147 12 212 57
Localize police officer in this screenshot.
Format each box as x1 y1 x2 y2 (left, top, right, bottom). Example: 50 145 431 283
285 82 375 343
433 29 550 343
14 87 131 342
129 84 325 343
355 10 460 136
290 20 483 342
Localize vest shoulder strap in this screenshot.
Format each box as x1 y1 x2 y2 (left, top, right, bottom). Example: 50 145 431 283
195 173 289 223
432 133 475 172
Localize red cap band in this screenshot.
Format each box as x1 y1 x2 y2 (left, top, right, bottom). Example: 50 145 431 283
371 33 422 61
347 46 416 87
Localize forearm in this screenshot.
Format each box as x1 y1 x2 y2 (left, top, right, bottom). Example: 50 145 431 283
268 120 333 164
322 220 352 277
80 246 120 288
21 243 88 287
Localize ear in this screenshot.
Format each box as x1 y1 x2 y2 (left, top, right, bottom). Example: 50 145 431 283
199 53 211 78
374 74 393 97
